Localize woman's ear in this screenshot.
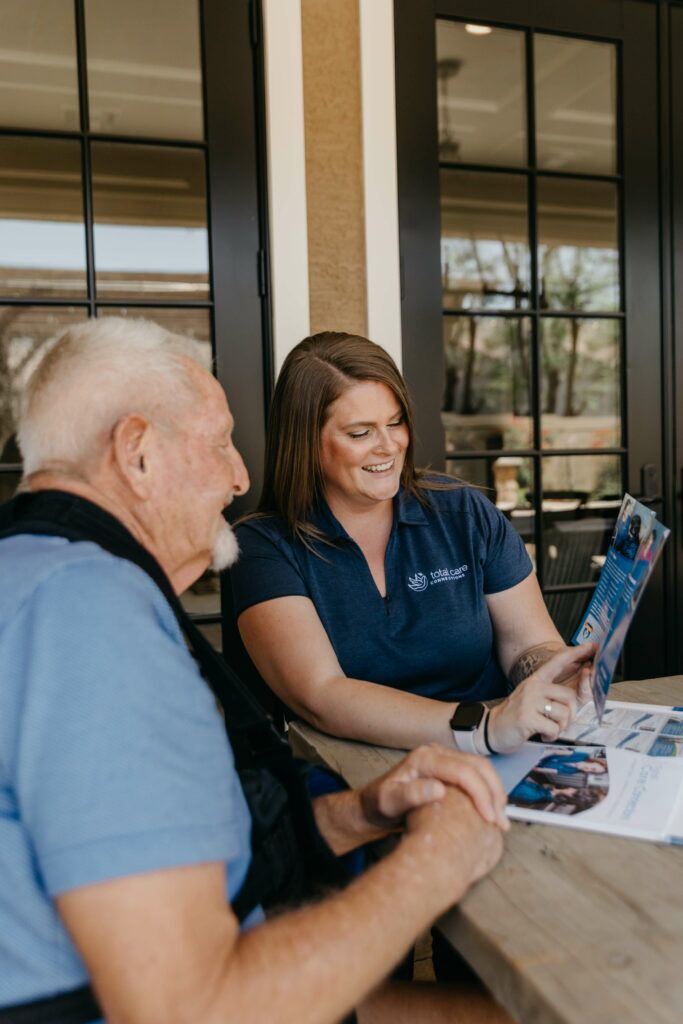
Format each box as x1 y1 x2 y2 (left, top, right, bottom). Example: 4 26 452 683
111 414 153 497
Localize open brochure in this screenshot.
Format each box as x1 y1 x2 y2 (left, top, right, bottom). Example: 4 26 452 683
560 699 683 758
494 742 683 844
572 495 670 719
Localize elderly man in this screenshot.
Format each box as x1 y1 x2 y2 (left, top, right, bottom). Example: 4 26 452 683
0 317 525 1024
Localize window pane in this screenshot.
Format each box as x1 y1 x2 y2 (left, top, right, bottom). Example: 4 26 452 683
538 177 620 312
0 306 89 463
85 0 203 140
545 590 593 643
0 137 87 299
541 318 621 449
442 316 532 452
541 454 621 585
436 20 526 166
441 170 530 310
535 35 617 176
91 143 210 301
0 0 78 131
97 306 211 346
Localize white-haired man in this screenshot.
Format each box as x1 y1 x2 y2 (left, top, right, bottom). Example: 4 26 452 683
0 317 525 1024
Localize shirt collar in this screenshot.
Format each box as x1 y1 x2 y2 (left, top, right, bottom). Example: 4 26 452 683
310 487 429 539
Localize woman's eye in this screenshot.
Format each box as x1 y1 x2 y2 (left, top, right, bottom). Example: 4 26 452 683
349 430 369 439
388 419 403 428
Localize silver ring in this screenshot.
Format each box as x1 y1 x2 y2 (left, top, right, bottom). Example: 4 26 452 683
543 702 554 717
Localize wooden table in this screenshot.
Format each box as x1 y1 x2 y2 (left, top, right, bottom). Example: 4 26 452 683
289 678 683 1024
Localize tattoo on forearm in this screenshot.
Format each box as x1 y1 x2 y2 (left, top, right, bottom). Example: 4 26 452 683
509 644 562 689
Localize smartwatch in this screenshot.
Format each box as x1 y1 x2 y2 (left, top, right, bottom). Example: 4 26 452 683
450 702 486 754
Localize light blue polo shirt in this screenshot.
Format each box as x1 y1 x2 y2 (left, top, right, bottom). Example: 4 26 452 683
0 534 256 1015
232 484 533 704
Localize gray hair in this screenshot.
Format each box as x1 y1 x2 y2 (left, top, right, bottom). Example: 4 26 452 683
17 316 213 476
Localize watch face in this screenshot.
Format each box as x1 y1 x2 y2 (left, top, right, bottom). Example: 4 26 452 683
451 703 485 731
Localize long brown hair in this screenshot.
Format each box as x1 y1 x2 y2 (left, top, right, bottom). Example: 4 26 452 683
254 331 448 545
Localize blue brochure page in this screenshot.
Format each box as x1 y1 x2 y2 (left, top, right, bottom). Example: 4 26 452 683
591 520 670 718
573 495 655 648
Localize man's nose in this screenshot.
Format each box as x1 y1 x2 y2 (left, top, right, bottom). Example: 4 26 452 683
230 447 250 496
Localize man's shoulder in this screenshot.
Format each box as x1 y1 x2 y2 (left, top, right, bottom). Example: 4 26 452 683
0 534 168 628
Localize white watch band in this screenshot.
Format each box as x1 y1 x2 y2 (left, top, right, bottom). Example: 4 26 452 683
452 713 489 756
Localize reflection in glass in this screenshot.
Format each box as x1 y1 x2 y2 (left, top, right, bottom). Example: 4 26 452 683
441 170 530 310
0 1 78 131
545 590 594 643
541 318 621 449
538 177 619 311
436 21 526 166
535 35 617 176
91 143 210 301
97 306 211 345
85 0 203 140
442 316 532 451
0 137 86 299
541 454 621 586
0 306 88 463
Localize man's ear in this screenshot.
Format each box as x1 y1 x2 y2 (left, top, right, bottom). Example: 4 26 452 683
111 414 154 497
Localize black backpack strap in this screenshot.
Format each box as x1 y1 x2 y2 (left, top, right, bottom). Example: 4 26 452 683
0 984 99 1024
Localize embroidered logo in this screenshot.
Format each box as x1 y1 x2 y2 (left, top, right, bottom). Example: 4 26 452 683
407 572 428 592
407 566 469 592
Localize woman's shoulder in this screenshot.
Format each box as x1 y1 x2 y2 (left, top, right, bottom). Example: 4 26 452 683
417 475 498 517
234 513 294 552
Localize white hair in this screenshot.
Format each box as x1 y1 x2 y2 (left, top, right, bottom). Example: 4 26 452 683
17 316 213 476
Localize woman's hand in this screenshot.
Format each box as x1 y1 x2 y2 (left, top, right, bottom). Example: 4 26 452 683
488 643 596 754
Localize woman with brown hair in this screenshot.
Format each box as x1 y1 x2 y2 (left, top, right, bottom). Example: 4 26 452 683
230 332 593 755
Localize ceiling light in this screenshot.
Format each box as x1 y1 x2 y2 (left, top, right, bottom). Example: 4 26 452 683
465 24 492 36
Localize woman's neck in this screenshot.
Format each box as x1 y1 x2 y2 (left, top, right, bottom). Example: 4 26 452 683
324 492 394 549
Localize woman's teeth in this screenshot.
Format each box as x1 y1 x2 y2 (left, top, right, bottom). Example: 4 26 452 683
363 460 394 473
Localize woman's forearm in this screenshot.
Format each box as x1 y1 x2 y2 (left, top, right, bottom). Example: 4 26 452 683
294 674 455 748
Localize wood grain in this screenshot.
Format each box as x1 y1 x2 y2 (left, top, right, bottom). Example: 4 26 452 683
289 678 683 1024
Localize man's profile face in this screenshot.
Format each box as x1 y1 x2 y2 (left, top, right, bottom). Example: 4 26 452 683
153 366 249 581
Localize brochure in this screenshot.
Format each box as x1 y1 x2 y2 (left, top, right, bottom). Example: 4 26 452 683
561 700 683 758
494 742 683 844
572 495 670 719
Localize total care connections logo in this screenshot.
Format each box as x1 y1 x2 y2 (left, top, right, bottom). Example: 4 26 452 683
407 565 469 592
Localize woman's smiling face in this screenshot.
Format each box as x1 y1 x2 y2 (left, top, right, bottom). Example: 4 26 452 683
319 380 410 510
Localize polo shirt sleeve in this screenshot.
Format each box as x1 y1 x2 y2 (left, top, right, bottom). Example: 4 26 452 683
9 557 249 897
468 489 533 594
231 521 309 617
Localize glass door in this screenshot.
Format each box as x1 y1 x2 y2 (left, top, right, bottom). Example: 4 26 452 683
395 0 666 675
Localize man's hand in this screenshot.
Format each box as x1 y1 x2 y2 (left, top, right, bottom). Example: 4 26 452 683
360 743 509 832
489 643 596 753
403 787 505 908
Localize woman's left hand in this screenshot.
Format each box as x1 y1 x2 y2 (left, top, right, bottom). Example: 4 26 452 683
487 643 596 754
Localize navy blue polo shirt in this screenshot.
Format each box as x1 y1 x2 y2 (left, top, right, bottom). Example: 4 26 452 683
231 485 532 703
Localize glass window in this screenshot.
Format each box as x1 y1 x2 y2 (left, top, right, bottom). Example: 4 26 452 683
85 0 203 140
441 170 530 310
0 0 78 131
0 137 87 299
91 143 210 301
538 177 620 312
436 21 526 166
442 315 532 452
97 306 212 347
545 589 594 643
541 454 621 585
0 306 88 463
535 35 617 176
446 455 536 559
541 318 621 449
